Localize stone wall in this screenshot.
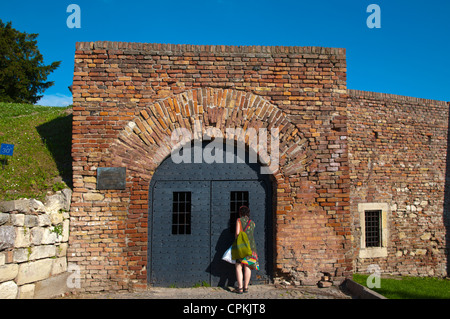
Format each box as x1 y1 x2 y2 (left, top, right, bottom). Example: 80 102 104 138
71 41 351 291
0 189 72 298
347 90 448 277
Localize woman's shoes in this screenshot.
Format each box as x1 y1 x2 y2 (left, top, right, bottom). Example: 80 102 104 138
234 287 249 294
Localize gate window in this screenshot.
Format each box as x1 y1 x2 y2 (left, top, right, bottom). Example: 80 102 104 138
172 192 192 235
229 191 249 233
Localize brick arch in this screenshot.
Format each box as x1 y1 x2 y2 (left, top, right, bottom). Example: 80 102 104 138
107 87 314 179
101 87 316 284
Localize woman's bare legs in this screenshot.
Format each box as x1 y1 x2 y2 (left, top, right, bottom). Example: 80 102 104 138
236 263 243 290
236 263 252 292
243 265 251 290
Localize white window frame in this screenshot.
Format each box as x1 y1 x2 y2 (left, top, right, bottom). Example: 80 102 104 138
358 203 389 258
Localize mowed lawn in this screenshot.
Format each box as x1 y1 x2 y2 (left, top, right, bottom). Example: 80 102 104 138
353 273 450 299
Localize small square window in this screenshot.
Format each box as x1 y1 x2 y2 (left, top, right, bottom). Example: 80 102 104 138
365 210 381 247
358 203 389 258
229 191 249 233
172 192 191 235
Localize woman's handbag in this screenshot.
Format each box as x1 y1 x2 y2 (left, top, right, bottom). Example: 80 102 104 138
231 219 252 260
222 246 236 264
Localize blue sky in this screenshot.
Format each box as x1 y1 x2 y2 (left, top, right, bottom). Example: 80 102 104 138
0 0 449 106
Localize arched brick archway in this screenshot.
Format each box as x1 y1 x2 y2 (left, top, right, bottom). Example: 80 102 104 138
101 88 315 284
107 88 313 178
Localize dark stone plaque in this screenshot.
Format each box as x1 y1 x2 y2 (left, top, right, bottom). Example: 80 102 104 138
97 167 126 190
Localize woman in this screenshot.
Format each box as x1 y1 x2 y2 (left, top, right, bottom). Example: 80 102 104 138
235 206 259 294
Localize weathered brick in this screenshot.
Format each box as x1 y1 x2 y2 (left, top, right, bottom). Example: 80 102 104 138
69 41 447 293
348 90 448 277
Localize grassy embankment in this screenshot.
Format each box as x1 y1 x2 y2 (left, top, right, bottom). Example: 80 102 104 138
0 102 72 202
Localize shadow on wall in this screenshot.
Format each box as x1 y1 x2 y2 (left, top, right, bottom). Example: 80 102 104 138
445 103 450 277
36 111 73 190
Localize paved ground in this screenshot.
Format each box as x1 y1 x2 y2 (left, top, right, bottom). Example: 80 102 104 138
61 284 352 299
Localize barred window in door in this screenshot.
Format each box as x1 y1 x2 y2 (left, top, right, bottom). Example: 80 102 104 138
229 191 249 233
172 192 192 235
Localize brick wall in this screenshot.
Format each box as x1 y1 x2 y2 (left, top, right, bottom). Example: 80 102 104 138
71 41 351 292
348 90 448 277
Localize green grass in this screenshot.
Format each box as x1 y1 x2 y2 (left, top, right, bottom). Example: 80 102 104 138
193 281 211 288
353 274 450 299
0 102 72 201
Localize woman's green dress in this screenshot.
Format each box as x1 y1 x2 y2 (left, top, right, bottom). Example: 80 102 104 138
237 216 259 270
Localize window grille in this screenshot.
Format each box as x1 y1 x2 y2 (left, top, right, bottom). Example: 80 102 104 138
365 210 381 247
172 192 191 235
229 191 249 233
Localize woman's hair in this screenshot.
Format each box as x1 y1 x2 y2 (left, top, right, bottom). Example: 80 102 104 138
239 206 250 217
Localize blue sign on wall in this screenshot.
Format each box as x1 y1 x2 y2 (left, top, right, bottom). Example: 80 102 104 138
0 144 15 156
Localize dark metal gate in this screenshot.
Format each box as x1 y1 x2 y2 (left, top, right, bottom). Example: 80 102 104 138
148 143 272 287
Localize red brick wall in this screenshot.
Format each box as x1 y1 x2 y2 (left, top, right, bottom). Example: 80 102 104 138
348 90 448 277
70 42 351 292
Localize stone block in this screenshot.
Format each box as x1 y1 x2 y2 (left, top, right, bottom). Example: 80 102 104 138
30 245 57 261
34 272 72 299
62 219 70 242
29 199 45 213
31 227 44 245
83 193 104 201
24 215 39 227
11 214 24 226
0 264 19 283
38 214 51 226
0 280 18 299
84 176 97 183
0 226 15 251
13 248 29 263
44 189 72 213
0 199 30 213
51 257 67 275
16 259 53 285
415 249 427 256
41 228 57 245
18 284 35 299
57 243 68 257
14 227 31 248
61 188 72 211
420 233 431 241
44 193 64 213
0 213 9 226
50 212 64 226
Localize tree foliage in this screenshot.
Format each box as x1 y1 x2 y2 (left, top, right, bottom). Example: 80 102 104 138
0 20 61 104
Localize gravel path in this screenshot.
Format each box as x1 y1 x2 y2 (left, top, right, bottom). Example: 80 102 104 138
61 284 351 299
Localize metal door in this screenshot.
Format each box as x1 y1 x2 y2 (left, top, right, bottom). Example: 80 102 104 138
210 180 270 287
150 181 211 287
149 142 272 287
